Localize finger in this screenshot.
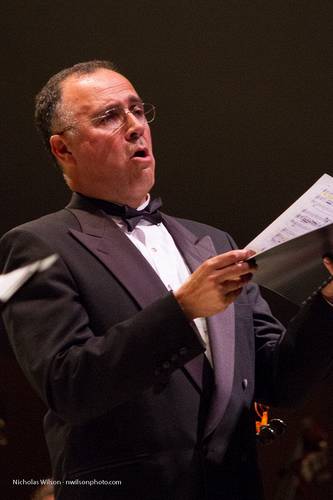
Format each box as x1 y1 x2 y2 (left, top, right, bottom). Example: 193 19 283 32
210 249 255 270
323 256 333 275
220 275 253 294
214 261 256 282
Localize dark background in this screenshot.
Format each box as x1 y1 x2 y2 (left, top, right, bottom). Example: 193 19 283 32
1 1 333 498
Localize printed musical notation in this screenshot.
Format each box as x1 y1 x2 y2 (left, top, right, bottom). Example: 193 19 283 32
247 174 333 255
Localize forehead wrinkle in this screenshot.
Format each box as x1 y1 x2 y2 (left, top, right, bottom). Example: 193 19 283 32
96 84 141 103
93 93 143 115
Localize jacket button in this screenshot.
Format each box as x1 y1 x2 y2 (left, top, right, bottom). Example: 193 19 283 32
162 361 171 370
179 347 188 356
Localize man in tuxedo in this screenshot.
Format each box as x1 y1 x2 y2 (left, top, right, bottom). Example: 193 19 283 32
1 60 333 500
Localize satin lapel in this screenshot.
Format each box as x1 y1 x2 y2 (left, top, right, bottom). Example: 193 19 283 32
204 304 235 439
163 214 236 438
161 215 215 272
67 206 169 309
161 215 215 391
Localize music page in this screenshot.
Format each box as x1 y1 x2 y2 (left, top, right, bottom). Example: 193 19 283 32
247 173 333 255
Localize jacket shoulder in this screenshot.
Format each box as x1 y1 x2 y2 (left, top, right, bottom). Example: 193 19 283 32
0 209 80 272
1 208 79 240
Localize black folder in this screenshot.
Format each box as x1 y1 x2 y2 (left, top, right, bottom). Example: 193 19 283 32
251 223 333 305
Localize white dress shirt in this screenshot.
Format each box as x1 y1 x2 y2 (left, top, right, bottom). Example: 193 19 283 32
110 197 212 364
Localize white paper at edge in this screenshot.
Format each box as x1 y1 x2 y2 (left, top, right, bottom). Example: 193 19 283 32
0 254 58 303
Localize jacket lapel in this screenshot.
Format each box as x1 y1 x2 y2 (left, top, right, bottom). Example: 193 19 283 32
161 214 214 271
162 215 236 437
161 215 215 391
204 304 235 439
66 196 169 309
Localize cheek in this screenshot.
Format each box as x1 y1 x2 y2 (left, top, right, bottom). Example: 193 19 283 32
145 129 153 149
83 133 119 158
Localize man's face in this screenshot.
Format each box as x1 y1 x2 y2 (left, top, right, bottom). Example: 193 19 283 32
50 69 155 207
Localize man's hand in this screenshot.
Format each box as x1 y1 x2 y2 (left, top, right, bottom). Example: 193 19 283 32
321 256 333 303
173 249 256 320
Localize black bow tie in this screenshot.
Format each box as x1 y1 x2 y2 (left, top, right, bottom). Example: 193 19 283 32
90 196 163 232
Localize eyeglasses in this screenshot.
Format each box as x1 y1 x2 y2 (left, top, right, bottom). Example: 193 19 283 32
54 102 156 136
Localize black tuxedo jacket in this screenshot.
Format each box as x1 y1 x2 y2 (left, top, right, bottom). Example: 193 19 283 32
1 193 333 500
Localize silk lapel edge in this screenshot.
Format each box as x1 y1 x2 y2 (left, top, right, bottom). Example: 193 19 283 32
162 214 236 426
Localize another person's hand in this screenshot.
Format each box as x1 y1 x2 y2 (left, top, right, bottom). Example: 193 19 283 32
174 249 256 319
321 255 333 303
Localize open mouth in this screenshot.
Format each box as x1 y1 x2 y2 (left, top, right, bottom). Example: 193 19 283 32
132 149 148 159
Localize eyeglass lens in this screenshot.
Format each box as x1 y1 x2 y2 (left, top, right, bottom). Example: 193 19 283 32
96 103 155 131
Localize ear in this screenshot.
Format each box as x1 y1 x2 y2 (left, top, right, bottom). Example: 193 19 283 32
50 135 76 168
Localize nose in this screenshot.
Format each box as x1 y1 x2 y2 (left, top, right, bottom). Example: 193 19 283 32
124 111 145 141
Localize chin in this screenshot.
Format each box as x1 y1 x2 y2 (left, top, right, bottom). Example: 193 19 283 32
140 169 155 190
132 185 154 207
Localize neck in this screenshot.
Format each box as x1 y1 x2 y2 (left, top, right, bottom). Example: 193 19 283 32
75 191 150 209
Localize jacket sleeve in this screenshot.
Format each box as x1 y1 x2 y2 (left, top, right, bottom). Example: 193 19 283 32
244 279 333 406
0 228 205 425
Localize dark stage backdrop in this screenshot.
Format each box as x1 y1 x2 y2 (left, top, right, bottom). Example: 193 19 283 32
1 2 333 499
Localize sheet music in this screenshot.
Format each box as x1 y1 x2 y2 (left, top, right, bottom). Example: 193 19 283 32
0 255 58 303
247 174 333 254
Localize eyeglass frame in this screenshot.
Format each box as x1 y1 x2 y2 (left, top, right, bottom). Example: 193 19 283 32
52 102 156 137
